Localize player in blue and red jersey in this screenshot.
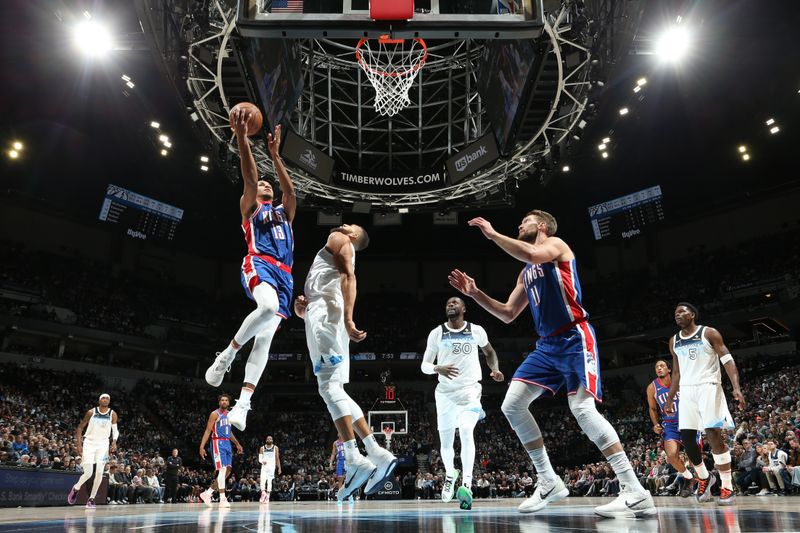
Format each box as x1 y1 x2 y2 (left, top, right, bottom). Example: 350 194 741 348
205 109 296 432
198 393 244 507
646 359 696 497
449 210 655 518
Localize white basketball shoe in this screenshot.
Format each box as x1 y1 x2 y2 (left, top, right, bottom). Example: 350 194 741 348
338 455 376 502
205 350 236 387
593 483 656 518
518 476 569 513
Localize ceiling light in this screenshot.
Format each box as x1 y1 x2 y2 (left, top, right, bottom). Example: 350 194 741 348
738 145 747 153
200 165 209 172
158 135 169 143
74 21 112 57
766 118 775 126
633 86 641 93
160 149 168 156
655 26 691 63
770 126 780 134
742 154 750 161
562 165 570 172
150 121 160 129
12 141 23 151
598 143 607 151
200 155 209 163
636 77 647 86
601 152 609 159
602 137 610 144
163 141 172 148
8 150 19 159
125 81 135 89
619 107 629 116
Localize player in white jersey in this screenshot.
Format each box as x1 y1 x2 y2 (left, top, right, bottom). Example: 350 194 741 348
422 297 503 510
665 302 745 506
67 393 119 509
259 436 281 503
293 224 397 502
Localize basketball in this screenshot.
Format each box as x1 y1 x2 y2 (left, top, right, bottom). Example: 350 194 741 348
229 102 263 136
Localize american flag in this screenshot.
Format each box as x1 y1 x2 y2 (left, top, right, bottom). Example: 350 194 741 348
272 0 303 13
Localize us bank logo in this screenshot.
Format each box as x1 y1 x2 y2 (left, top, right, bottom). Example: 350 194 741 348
455 145 488 172
299 149 317 170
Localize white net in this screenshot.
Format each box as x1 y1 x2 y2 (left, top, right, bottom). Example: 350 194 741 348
356 36 427 117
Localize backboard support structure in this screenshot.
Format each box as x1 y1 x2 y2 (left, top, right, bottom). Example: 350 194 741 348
237 0 545 39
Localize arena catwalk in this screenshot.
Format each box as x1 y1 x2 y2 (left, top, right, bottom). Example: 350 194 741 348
1 498 799 532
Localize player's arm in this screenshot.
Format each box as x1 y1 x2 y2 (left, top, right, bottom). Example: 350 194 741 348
74 410 92 455
267 125 297 223
259 446 266 464
198 411 218 460
275 446 281 474
664 339 680 415
329 443 336 468
234 108 260 220
110 410 119 452
646 383 662 434
421 328 459 379
480 340 505 382
449 269 528 324
467 217 567 264
706 327 746 410
230 432 244 454
293 294 308 319
330 232 366 342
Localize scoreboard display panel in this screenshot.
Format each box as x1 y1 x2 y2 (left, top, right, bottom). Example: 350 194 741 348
98 184 183 242
588 185 664 241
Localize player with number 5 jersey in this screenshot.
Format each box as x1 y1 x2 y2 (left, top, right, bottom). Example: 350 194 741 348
205 109 297 433
449 210 655 518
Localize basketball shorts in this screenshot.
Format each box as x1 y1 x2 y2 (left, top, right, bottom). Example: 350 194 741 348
335 461 346 478
304 297 350 386
81 440 109 465
261 464 276 481
512 321 602 401
662 420 699 443
678 383 735 431
435 382 483 431
241 255 293 318
210 439 233 470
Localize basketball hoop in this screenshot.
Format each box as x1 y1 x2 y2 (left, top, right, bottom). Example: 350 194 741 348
381 426 394 449
356 35 428 117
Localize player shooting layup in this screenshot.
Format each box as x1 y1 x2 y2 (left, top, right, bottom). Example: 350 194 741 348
450 210 656 518
422 296 503 510
205 112 296 432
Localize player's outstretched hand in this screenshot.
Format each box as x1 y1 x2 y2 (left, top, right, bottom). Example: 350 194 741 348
435 364 460 379
346 320 367 343
468 217 499 241
267 124 282 158
294 295 308 318
490 369 505 382
232 108 249 139
199 448 207 460
733 389 746 410
448 269 478 297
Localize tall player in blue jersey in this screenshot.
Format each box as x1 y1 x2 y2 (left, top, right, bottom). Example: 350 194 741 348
646 359 695 497
205 109 296 431
198 394 244 507
449 210 656 518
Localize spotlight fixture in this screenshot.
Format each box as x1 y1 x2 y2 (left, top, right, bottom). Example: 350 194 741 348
200 155 209 163
562 165 570 172
633 86 641 93
742 153 750 161
655 26 691 63
121 75 131 82
150 121 160 129
74 21 112 57
765 118 775 126
200 165 209 172
12 141 23 151
636 77 647 86
158 135 169 143
601 152 609 159
160 149 168 156
770 126 780 134
163 141 172 148
738 145 747 153
602 137 610 144
8 150 19 159
619 107 629 116
125 81 135 89
598 143 607 151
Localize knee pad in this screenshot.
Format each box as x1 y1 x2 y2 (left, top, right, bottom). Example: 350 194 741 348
680 430 703 465
253 283 279 315
318 381 350 420
568 390 618 451
712 450 731 466
501 383 542 444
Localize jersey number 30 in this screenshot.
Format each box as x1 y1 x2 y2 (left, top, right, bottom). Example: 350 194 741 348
451 342 473 354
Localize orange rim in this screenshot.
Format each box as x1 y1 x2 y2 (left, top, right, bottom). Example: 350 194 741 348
355 36 428 79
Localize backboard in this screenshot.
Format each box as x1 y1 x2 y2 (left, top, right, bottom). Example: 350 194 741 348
237 0 545 39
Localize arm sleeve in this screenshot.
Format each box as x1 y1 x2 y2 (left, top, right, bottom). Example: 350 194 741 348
111 424 119 441
421 329 440 374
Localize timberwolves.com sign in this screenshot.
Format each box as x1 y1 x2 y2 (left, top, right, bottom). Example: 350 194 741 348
334 170 446 193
